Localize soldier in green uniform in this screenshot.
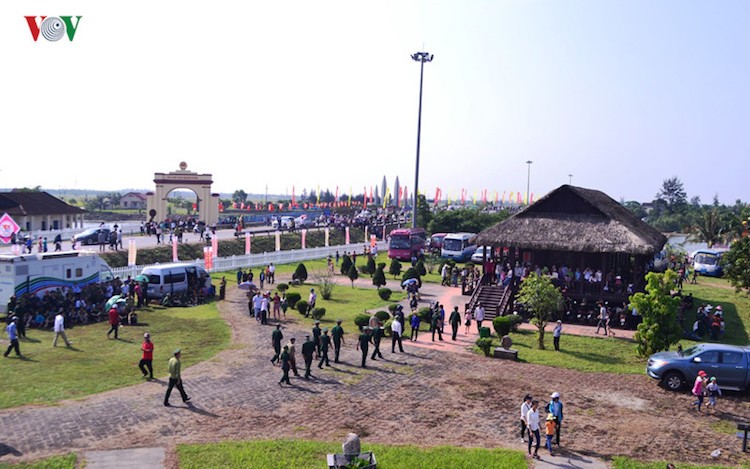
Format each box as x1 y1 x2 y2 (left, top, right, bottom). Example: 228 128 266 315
301 334 315 379
318 328 332 368
312 320 322 359
431 309 444 341
331 319 345 363
449 306 462 341
357 327 372 368
270 324 283 365
370 325 384 360
279 345 291 386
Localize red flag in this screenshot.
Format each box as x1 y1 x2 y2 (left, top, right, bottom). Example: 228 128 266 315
218 202 224 212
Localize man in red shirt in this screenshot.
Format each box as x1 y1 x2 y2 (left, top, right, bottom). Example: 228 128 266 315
139 332 154 379
107 307 119 339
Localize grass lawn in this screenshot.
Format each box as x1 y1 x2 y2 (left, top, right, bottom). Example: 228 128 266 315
0 453 76 469
0 302 230 409
177 439 528 469
680 277 750 345
611 456 741 469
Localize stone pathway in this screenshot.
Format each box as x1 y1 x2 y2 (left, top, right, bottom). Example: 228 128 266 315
84 447 165 469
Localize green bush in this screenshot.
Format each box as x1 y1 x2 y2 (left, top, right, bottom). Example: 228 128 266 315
341 255 353 275
418 307 432 323
277 283 289 293
402 267 421 287
389 259 402 278
296 300 309 315
372 266 387 288
415 260 427 276
294 263 308 282
388 304 399 314
285 292 301 308
507 314 523 332
354 313 371 329
377 262 386 270
493 316 512 337
383 318 394 337
375 310 391 322
347 264 359 286
311 307 326 320
476 337 494 357
364 256 376 275
378 287 392 301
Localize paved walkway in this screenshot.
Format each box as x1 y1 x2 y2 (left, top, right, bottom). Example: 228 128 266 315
84 447 165 469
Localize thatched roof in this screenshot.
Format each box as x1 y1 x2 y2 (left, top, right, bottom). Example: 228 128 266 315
476 185 666 255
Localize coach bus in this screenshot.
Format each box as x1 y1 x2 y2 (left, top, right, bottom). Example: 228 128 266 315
387 228 427 261
441 232 478 262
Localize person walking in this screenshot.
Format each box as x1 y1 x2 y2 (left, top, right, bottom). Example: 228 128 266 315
301 334 315 379
553 320 562 351
318 328 331 368
520 394 533 442
596 302 608 335
312 320 322 359
219 277 226 301
307 288 317 318
548 392 564 445
331 319 345 363
691 370 708 412
287 337 299 377
410 312 421 341
3 316 21 358
270 324 283 365
164 349 190 406
357 327 372 368
107 306 119 339
370 325 384 360
526 399 541 459
139 332 154 380
431 309 444 341
260 293 269 325
464 309 472 334
474 302 485 332
52 311 72 347
279 345 291 386
449 306 462 341
545 413 557 456
391 316 404 353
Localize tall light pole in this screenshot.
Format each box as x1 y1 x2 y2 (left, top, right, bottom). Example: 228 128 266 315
525 160 533 205
411 51 434 228
568 174 573 185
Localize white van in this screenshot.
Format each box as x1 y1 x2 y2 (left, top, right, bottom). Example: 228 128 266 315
141 263 211 300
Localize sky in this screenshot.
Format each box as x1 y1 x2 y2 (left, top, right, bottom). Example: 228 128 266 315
1 0 748 205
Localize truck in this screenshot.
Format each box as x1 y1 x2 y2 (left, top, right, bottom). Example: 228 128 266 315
646 343 750 391
0 250 113 313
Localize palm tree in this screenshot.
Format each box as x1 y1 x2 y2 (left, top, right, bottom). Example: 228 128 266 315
690 208 725 248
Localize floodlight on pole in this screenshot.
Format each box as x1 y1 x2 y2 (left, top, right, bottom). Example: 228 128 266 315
411 51 434 228
525 160 533 205
568 174 573 185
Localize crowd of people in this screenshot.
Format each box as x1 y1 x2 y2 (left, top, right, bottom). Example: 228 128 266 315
519 393 564 459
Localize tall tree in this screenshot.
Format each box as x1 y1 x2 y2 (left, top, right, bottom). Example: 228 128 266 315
515 273 563 350
723 237 750 294
656 177 687 211
689 208 725 248
415 194 432 228
232 190 247 204
631 270 682 357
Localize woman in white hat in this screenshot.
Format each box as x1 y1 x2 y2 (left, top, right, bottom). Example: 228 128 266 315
548 392 563 445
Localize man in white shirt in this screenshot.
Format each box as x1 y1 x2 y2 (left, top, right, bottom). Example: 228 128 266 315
391 317 404 353
268 263 276 284
53 311 72 347
596 303 609 335
526 399 541 459
307 288 317 318
474 302 486 332
260 293 269 325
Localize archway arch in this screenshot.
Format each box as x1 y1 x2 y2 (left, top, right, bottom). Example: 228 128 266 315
146 163 219 225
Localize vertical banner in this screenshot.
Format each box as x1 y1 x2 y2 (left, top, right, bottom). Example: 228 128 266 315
245 232 251 255
364 226 368 243
172 238 178 262
370 234 377 248
204 247 213 270
211 236 218 259
128 239 137 266
301 229 307 249
275 230 281 251
345 226 350 245
325 227 330 247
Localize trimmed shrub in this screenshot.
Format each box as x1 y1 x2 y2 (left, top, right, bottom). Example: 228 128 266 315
476 337 493 357
383 318 394 337
388 304 399 314
372 266 387 288
375 310 391 323
493 316 512 337
285 292 301 308
418 307 432 323
377 262 386 270
347 264 359 286
340 255 353 276
294 263 308 282
354 313 371 329
277 283 289 293
296 300 309 315
508 314 523 332
311 307 326 320
389 259 402 278
364 256 376 275
378 287 392 301
402 267 422 287
415 260 427 277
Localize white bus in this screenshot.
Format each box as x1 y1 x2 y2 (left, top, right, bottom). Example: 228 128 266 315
441 233 478 262
0 251 113 313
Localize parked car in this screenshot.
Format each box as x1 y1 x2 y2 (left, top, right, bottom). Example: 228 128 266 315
72 227 111 245
271 216 294 229
428 233 447 253
646 343 750 391
471 246 493 263
294 214 315 228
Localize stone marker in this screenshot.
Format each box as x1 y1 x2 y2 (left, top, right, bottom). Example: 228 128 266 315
342 433 361 456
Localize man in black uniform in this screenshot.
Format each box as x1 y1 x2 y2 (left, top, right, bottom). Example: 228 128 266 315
331 319 345 363
270 324 283 365
318 328 332 368
370 324 384 360
449 306 462 341
431 309 444 341
301 334 315 379
312 320 322 359
357 327 372 368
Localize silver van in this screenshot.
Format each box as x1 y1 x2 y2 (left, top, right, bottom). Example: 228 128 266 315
141 263 211 300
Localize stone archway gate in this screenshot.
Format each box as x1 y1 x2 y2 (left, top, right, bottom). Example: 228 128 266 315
146 162 219 225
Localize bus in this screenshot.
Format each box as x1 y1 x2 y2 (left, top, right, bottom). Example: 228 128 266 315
388 228 427 261
441 232 478 262
692 249 728 277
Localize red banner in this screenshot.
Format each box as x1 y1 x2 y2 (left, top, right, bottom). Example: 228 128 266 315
204 247 213 270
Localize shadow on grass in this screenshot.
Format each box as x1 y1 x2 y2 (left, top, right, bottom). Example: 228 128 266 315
558 348 629 365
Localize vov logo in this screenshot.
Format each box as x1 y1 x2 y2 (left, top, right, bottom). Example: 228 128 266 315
24 16 82 42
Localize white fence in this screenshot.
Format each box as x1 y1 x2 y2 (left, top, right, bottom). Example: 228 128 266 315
110 241 388 279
